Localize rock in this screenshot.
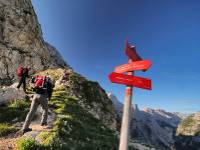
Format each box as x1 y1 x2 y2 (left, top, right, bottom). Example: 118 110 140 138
0 83 26 104
129 139 156 150
176 112 200 136
23 131 40 139
0 0 68 85
173 112 200 150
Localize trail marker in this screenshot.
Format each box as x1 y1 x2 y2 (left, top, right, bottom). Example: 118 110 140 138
109 72 151 90
108 41 152 150
114 60 152 73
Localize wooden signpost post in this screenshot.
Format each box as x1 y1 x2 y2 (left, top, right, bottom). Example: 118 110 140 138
108 41 152 150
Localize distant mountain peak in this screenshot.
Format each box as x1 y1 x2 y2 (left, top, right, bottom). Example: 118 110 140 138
108 93 186 149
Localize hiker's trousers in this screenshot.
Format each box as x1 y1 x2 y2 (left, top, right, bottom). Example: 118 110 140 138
22 93 48 130
17 76 27 92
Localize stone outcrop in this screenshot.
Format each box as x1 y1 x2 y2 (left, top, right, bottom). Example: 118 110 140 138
173 112 200 150
0 0 67 85
0 83 26 104
176 112 200 136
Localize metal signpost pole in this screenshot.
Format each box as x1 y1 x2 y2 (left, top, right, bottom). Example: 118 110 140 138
119 70 133 150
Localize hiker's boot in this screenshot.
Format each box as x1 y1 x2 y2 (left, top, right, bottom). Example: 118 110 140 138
41 122 48 126
22 128 32 134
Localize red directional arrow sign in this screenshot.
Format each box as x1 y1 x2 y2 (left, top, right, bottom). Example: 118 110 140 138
125 41 142 61
109 72 151 90
115 60 152 73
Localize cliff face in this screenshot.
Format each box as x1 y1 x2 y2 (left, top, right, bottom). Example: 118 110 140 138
0 1 118 149
0 0 67 85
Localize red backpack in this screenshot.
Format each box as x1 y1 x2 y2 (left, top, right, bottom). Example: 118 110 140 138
34 76 46 88
17 67 24 77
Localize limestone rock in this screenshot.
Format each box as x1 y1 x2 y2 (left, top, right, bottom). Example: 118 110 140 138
0 0 68 85
0 83 26 104
173 112 200 149
176 112 200 136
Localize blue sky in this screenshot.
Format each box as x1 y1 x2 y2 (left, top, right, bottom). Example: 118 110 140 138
32 0 200 113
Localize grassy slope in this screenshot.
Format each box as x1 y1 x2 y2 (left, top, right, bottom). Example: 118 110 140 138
37 87 118 150
0 100 30 137
0 69 118 150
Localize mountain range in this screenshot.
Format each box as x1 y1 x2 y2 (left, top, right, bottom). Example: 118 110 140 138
108 93 189 149
0 0 199 150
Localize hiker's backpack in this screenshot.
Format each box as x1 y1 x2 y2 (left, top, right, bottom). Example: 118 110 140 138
34 76 46 88
17 67 24 77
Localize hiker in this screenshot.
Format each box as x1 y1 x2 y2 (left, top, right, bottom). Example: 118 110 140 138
55 69 72 86
62 69 72 80
45 76 55 100
16 67 30 93
21 75 54 134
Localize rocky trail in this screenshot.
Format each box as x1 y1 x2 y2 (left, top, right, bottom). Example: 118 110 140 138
0 117 52 150
0 123 53 150
0 132 19 150
0 89 56 150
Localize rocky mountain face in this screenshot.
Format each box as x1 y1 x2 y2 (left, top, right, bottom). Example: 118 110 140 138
132 108 181 149
1 0 198 150
0 1 118 149
173 112 200 150
0 0 67 85
108 93 184 149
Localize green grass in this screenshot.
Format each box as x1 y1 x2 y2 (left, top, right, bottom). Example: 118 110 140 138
1 69 118 150
0 100 30 123
0 123 17 137
37 131 58 148
0 100 30 137
9 100 30 109
38 86 118 150
16 138 39 150
66 73 113 113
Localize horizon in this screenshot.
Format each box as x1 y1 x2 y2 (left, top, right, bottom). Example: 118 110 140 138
32 0 200 114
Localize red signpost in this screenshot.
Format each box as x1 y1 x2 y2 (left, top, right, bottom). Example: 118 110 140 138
114 60 152 73
108 40 152 150
109 72 151 90
125 41 142 61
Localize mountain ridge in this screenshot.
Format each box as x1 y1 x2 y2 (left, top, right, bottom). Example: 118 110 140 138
108 93 186 149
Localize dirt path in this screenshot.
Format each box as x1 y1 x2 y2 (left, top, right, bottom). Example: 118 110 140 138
0 124 52 150
0 137 18 150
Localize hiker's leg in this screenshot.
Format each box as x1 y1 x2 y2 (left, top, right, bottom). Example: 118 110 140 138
22 94 39 130
40 95 48 124
47 89 52 100
17 77 23 89
22 77 27 93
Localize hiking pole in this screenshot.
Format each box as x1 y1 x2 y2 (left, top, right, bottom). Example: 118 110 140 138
119 71 133 150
